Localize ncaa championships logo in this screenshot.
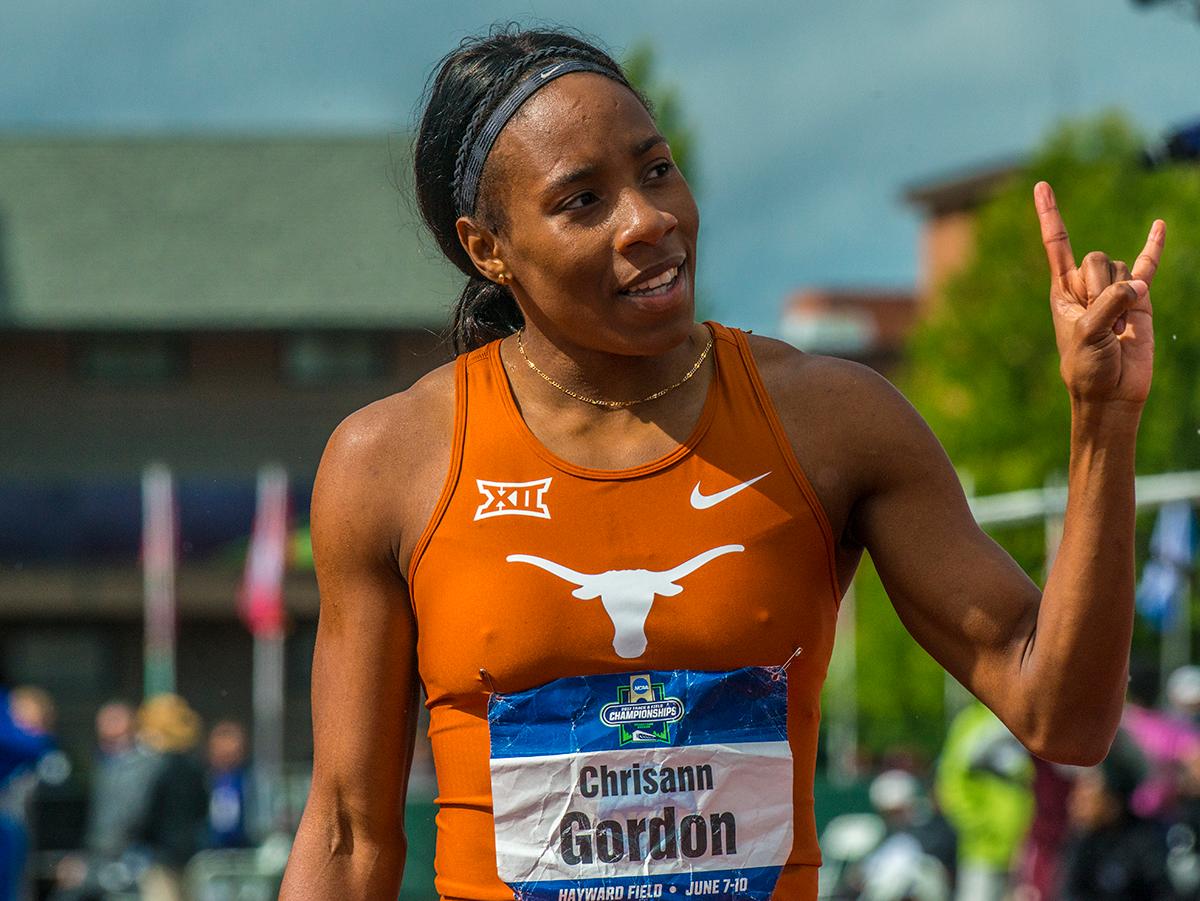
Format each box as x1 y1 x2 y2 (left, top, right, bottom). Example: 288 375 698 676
600 674 684 746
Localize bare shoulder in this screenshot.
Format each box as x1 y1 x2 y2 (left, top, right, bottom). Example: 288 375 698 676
742 333 943 542
313 359 458 573
323 360 456 467
743 333 925 453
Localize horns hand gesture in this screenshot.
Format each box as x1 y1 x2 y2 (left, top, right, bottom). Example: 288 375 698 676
1035 181 1165 409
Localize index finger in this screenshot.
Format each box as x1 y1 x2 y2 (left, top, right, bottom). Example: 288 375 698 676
1034 181 1075 280
1131 219 1166 286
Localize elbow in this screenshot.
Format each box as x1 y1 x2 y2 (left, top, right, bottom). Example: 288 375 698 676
1015 708 1120 767
1023 732 1113 768
1002 666 1126 767
282 790 406 898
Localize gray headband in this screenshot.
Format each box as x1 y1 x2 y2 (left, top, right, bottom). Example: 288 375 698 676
453 58 622 217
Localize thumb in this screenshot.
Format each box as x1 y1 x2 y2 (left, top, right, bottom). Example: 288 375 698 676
1080 279 1146 340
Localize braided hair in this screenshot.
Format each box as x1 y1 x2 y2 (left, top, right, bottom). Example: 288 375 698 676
413 26 650 353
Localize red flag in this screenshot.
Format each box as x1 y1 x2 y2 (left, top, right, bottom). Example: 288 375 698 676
240 465 289 637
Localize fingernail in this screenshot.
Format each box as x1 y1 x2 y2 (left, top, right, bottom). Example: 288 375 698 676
1130 279 1148 297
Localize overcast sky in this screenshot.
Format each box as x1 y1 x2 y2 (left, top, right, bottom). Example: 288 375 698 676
3 0 1197 332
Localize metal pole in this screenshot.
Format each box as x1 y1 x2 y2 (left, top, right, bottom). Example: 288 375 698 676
969 470 1200 528
1043 473 1066 579
142 463 176 698
246 463 289 836
828 581 858 784
1161 558 1192 699
253 630 286 835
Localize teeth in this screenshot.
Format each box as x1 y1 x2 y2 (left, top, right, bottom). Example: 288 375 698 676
625 265 679 295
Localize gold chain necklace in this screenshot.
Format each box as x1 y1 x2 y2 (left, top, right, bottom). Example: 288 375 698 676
515 328 713 410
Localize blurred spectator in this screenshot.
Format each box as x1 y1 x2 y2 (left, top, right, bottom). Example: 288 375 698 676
1123 666 1200 820
0 687 55 901
51 700 160 901
95 702 134 757
1169 666 1200 727
858 769 952 900
86 701 158 857
935 700 1033 901
818 813 886 898
1165 747 1200 897
869 769 957 879
206 720 252 849
135 695 208 901
1013 757 1077 901
1059 730 1171 899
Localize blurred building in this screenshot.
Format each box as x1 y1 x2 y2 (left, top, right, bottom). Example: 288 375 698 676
904 161 1020 305
779 160 1019 372
779 288 920 373
785 117 1200 368
0 136 457 766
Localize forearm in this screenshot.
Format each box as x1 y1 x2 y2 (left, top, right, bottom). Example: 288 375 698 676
1019 400 1141 762
280 796 405 900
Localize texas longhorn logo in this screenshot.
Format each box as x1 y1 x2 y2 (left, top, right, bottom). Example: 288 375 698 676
506 544 744 657
475 478 553 521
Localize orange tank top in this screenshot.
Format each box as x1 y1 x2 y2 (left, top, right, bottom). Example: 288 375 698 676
408 322 839 900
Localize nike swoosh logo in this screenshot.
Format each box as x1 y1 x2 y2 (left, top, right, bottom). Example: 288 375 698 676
690 472 770 510
539 63 563 79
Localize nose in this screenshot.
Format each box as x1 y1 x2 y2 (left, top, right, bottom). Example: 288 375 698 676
614 188 677 252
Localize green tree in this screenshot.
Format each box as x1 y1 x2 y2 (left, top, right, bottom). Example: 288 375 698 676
849 112 1200 758
905 112 1200 497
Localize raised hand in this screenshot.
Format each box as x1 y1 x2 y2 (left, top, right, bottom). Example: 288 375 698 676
1034 181 1165 408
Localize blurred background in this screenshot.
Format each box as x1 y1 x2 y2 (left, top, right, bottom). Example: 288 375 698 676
2 1 1200 898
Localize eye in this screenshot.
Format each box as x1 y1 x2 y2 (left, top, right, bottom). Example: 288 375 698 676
647 160 675 180
562 190 599 211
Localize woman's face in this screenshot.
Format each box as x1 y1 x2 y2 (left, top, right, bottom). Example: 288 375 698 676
1068 768 1119 829
476 72 700 356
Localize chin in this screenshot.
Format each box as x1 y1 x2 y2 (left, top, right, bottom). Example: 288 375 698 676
612 274 697 354
615 308 698 358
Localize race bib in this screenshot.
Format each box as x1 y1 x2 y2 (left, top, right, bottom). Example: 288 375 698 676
488 666 793 900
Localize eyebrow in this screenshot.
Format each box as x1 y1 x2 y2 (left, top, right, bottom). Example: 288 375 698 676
540 133 668 198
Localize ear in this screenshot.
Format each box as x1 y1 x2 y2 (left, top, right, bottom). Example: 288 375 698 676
455 215 508 285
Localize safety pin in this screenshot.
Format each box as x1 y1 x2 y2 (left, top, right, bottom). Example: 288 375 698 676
479 667 499 694
774 645 805 679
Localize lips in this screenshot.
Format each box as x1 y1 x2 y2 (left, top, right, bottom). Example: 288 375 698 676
619 255 687 295
622 265 680 296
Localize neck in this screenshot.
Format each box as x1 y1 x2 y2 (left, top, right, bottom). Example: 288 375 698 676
507 322 711 411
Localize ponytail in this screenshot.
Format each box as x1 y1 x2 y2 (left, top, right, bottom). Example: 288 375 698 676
451 276 524 354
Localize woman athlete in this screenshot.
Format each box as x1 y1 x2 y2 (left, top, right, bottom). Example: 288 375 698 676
279 27 1165 901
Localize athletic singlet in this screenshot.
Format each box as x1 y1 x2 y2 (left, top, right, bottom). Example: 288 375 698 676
408 322 840 900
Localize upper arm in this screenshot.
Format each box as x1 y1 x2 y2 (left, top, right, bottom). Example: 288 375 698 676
845 369 1041 717
749 337 1040 723
282 402 425 896
309 409 419 826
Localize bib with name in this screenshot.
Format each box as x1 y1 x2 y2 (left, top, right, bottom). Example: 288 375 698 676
488 666 794 900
